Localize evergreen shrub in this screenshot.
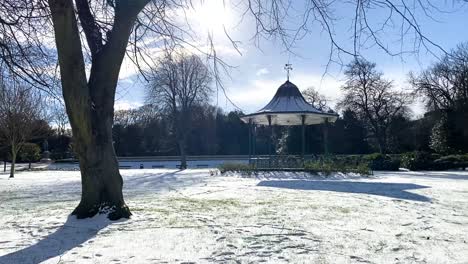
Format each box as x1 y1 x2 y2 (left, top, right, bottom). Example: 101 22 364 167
363 153 400 171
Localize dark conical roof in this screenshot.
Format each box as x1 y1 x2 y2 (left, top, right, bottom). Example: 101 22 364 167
271 80 303 98
257 80 323 113
241 80 338 125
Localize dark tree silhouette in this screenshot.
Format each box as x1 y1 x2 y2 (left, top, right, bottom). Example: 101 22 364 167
146 52 212 169
411 43 468 153
338 59 411 154
0 77 44 178
302 87 328 111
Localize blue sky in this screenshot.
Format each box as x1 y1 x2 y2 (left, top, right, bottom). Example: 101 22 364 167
115 0 468 117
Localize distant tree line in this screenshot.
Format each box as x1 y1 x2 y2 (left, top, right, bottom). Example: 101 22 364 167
2 43 468 163
109 103 427 156
109 43 468 157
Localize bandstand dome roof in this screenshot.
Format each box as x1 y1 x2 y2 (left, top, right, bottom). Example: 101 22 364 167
240 80 338 126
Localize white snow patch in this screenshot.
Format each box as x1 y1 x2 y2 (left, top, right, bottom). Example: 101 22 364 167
1 169 468 263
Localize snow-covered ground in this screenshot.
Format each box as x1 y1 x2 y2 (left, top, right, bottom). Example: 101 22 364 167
0 169 467 263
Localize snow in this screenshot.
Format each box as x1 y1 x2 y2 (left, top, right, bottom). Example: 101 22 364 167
1 168 468 263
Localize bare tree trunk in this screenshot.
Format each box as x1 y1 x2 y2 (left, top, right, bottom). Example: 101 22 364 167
376 130 387 154
9 147 16 178
178 138 187 170
176 111 189 170
67 79 131 219
73 120 128 220
48 0 138 220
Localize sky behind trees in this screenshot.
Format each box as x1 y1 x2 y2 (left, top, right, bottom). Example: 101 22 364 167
115 0 468 117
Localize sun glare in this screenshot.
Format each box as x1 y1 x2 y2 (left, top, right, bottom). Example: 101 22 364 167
193 0 233 34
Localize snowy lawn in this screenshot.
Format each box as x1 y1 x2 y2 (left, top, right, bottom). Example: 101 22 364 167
0 169 467 263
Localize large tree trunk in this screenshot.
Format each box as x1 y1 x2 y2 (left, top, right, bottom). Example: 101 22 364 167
72 115 129 220
48 0 143 220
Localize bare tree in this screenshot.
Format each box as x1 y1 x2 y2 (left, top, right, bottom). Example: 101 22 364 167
410 43 468 153
410 42 468 111
50 102 69 136
244 0 449 63
146 51 212 169
114 105 159 127
302 86 328 110
0 77 44 178
338 59 411 154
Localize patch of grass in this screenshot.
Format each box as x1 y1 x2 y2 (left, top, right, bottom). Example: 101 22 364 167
218 163 255 175
169 197 241 211
132 206 171 215
298 203 319 210
167 216 179 226
334 206 351 214
255 200 274 205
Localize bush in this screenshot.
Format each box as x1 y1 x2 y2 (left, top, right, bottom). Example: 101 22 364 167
50 151 74 161
363 153 400 171
401 152 468 171
18 143 41 167
401 151 435 171
220 158 371 176
433 155 468 170
218 163 255 175
304 158 371 175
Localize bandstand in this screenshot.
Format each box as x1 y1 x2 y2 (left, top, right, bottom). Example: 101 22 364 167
240 65 338 169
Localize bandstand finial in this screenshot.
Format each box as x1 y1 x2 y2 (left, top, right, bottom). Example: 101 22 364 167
284 63 293 81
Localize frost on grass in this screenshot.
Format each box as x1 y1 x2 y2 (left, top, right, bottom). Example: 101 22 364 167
0 169 468 263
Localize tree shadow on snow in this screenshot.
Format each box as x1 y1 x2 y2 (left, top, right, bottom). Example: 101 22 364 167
257 180 431 202
378 171 468 181
123 170 207 197
0 215 117 263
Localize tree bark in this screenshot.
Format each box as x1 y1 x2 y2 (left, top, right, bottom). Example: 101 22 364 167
9 147 16 178
48 0 138 220
73 120 129 220
178 138 187 170
376 130 388 154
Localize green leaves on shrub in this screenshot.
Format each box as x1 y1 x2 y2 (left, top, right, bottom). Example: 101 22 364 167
363 153 401 171
218 163 255 175
18 143 41 163
433 155 468 170
401 151 468 170
219 158 372 176
304 158 371 175
401 151 435 171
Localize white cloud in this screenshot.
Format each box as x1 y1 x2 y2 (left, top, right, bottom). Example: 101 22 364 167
114 100 143 111
255 68 269 76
